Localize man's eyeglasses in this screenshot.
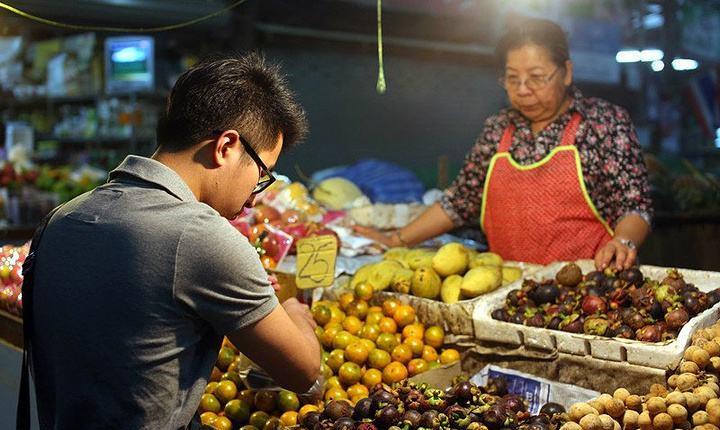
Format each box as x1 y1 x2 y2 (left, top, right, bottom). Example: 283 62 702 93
499 67 560 92
212 131 276 194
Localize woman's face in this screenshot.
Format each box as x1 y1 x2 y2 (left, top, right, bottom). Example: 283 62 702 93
503 43 573 123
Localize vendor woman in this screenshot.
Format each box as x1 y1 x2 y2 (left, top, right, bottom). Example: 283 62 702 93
357 18 652 270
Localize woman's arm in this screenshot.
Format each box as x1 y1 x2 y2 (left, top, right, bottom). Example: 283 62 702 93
354 202 455 247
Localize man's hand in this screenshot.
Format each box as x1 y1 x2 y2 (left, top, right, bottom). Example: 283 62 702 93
268 274 281 292
595 238 637 270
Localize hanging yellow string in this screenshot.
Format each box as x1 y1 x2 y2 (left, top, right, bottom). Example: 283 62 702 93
0 0 248 32
376 0 386 94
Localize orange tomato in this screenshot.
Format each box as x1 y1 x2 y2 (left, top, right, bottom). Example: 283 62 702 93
376 333 399 353
342 316 363 335
362 368 383 388
346 300 369 320
367 348 392 370
393 305 416 327
333 331 355 350
378 317 398 334
382 298 401 317
407 358 429 376
326 349 345 373
422 345 438 362
403 337 424 357
402 323 425 340
338 362 362 385
424 326 445 349
200 412 218 426
339 292 355 311
325 387 349 402
391 344 413 364
354 283 374 301
382 361 409 384
368 306 383 314
280 411 299 427
359 338 376 353
347 383 370 399
345 342 369 365
359 324 380 342
298 404 320 421
440 348 461 364
312 305 332 325
212 416 233 430
365 312 384 326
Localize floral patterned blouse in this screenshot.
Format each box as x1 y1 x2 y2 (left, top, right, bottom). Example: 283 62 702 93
440 87 653 229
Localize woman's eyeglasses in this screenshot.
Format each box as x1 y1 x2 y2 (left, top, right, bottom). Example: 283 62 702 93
499 68 560 92
212 130 277 194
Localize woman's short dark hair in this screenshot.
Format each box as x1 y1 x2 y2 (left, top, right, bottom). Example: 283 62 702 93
495 18 570 69
156 52 308 153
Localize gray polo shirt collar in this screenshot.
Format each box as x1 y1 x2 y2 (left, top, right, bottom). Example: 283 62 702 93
109 155 197 202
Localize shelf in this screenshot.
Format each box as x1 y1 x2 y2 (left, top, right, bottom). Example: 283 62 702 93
0 91 167 109
36 134 155 145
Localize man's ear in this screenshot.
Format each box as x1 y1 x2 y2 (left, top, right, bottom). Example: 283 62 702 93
212 130 240 166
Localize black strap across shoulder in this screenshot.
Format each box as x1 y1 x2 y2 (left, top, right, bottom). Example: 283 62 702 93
17 205 63 430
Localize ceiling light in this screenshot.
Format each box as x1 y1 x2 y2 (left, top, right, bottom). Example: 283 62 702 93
672 58 699 71
651 60 665 72
616 50 641 63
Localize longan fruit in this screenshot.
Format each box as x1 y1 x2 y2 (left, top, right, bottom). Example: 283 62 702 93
682 361 702 375
693 350 712 370
653 412 674 430
648 397 668 416
670 375 681 389
668 391 689 406
679 374 701 392
703 341 720 358
570 403 600 422
651 384 670 398
580 414 604 430
626 395 644 412
561 423 583 430
687 393 703 412
694 411 711 426
710 357 720 372
605 399 626 419
706 382 720 396
598 414 616 430
588 400 606 415
668 404 689 425
694 386 718 405
623 410 640 430
689 346 705 361
614 388 631 403
638 411 653 430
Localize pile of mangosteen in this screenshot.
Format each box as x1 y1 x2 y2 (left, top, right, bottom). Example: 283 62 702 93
300 379 567 430
491 264 720 342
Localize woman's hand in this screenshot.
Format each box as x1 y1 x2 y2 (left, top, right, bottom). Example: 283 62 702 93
352 225 398 248
595 238 637 270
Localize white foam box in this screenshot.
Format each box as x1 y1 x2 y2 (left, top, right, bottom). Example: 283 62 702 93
473 260 720 370
316 262 543 337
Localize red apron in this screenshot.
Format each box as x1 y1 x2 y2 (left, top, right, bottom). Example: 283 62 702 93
480 113 613 264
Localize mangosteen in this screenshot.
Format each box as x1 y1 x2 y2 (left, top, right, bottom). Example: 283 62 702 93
612 324 635 339
354 398 375 420
547 316 563 330
492 308 509 322
375 405 401 429
539 402 566 416
661 269 686 290
631 287 655 309
527 313 545 328
619 268 644 287
355 424 378 430
581 295 607 315
624 311 646 331
483 406 509 430
665 308 690 331
583 317 609 336
708 289 720 307
405 389 425 411
509 313 525 325
650 301 665 320
506 290 522 307
608 289 630 308
334 418 356 430
419 410 440 429
584 284 607 298
530 284 560 305
585 270 605 284
501 394 527 413
485 376 508 396
444 404 467 421
316 419 335 430
402 410 422 429
325 400 355 421
636 324 663 343
302 412 322 430
454 381 475 406
560 316 584 333
556 263 583 287
527 415 551 427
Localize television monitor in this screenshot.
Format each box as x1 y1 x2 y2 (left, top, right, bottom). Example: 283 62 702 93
104 36 154 94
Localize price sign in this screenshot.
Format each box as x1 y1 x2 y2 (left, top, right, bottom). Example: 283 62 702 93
295 235 338 289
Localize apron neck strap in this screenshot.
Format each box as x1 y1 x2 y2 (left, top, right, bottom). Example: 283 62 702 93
497 123 516 153
559 112 583 147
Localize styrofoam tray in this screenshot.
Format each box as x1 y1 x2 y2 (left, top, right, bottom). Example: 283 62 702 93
473 260 720 370
315 261 543 336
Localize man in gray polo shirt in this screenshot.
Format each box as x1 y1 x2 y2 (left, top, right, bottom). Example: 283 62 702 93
30 53 321 429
